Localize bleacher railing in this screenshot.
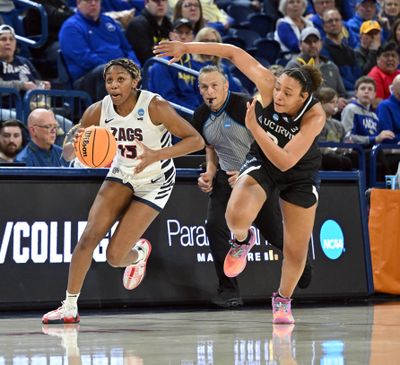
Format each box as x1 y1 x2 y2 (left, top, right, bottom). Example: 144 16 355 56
318 142 367 191
370 144 400 188
23 89 93 124
14 0 48 48
0 87 23 121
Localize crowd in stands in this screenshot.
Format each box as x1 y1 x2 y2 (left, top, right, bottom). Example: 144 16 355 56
0 0 398 182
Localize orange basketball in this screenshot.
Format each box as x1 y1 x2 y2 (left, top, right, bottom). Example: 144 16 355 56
74 126 117 168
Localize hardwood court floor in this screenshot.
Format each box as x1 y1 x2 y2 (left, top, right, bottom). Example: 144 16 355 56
0 301 400 364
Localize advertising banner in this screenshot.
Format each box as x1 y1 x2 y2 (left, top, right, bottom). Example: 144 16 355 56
0 172 372 309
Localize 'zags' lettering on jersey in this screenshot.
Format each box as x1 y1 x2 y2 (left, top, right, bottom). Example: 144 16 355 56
110 127 143 142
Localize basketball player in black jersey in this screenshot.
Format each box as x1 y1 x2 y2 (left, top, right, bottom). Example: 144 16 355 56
154 42 325 324
193 65 312 308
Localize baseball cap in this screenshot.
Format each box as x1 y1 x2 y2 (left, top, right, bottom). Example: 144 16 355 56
0 24 15 37
300 27 321 42
172 18 193 31
360 20 381 34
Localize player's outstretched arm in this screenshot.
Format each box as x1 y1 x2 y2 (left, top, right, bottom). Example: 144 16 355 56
154 41 275 105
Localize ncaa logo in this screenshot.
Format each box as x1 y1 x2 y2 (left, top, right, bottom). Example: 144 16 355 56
137 108 145 117
320 220 345 260
224 119 232 128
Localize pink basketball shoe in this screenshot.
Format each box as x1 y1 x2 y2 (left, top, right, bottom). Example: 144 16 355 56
223 230 256 278
272 292 295 324
123 239 152 290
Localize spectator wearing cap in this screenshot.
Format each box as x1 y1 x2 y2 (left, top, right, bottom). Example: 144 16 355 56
346 0 385 47
274 0 314 54
59 0 141 102
368 41 400 106
0 24 75 143
376 73 400 144
148 18 203 110
0 0 29 56
355 20 382 74
321 8 363 92
286 26 348 110
125 0 172 65
0 24 50 93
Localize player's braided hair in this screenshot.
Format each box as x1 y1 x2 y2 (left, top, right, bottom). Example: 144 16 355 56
103 58 141 81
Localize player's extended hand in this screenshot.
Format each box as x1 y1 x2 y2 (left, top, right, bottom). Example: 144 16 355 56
198 172 214 193
134 140 158 174
62 125 84 161
153 40 187 64
226 170 239 188
245 98 259 132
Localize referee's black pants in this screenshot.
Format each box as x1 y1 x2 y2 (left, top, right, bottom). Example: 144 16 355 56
205 170 283 295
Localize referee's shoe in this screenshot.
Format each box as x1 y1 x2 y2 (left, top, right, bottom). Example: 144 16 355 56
211 290 243 309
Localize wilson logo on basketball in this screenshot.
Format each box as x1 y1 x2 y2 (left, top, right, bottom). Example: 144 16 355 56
81 131 91 158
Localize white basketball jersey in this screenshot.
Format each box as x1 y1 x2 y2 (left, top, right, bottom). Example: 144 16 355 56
99 90 174 178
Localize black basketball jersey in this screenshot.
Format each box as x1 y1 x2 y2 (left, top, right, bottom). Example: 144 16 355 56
250 95 321 179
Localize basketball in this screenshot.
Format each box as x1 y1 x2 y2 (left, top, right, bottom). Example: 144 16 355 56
74 126 117 168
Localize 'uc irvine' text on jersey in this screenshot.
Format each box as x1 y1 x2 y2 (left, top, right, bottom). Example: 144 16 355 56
251 95 321 179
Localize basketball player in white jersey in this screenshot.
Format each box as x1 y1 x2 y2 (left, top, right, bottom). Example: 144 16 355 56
42 58 204 324
154 41 325 325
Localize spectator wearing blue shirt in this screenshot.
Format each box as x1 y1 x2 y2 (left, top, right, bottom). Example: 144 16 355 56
321 8 362 92
59 0 141 101
308 0 335 38
149 18 203 110
346 0 388 47
341 76 394 145
274 0 314 54
308 0 358 48
376 74 400 144
15 109 69 167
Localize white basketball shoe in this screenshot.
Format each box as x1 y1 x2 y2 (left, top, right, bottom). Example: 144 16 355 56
42 301 80 324
123 239 152 290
